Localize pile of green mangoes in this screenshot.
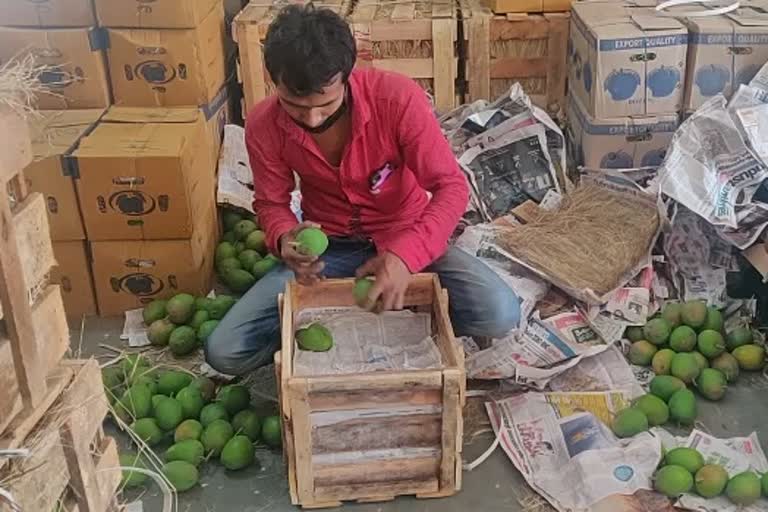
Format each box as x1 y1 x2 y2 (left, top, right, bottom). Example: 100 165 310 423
103 355 282 493
612 301 765 439
142 293 237 356
215 208 329 294
653 446 768 506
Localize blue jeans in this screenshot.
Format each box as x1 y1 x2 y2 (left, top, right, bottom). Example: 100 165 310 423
205 238 520 375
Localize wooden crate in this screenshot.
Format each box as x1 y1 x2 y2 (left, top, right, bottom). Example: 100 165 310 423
276 274 465 508
462 0 569 115
233 0 353 116
0 359 121 512
481 0 572 15
349 0 458 113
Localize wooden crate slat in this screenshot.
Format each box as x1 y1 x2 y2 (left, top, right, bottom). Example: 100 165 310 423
313 456 441 486
432 17 457 112
314 480 439 502
289 378 316 505
309 387 443 411
438 368 461 490
312 412 442 453
0 109 32 183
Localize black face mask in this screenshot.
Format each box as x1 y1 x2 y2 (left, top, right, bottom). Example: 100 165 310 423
292 97 348 134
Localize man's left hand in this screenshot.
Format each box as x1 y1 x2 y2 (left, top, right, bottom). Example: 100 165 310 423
355 252 411 311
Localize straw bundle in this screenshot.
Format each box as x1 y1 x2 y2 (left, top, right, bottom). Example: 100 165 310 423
495 183 659 297
0 54 54 116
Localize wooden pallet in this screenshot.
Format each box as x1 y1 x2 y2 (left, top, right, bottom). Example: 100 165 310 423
462 1 569 115
0 359 121 512
349 0 459 113
233 0 353 116
277 274 465 508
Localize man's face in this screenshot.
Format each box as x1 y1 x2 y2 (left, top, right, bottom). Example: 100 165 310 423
276 74 346 132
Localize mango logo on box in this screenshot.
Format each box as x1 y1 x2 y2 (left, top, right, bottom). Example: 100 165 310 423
695 65 730 97
110 272 165 296
97 190 169 216
604 69 641 101
647 66 680 98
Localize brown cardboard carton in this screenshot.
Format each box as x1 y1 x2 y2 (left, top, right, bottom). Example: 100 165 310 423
95 0 219 28
90 206 216 316
567 94 679 168
24 110 103 241
52 241 98 318
107 4 226 107
569 2 688 118
672 3 768 112
203 85 231 165
73 106 217 241
0 0 95 28
0 27 111 110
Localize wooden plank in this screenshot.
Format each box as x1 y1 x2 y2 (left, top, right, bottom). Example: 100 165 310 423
432 18 457 112
467 13 491 102
390 3 416 21
305 370 443 393
0 339 23 435
0 366 74 465
313 456 440 486
1 421 70 511
0 189 46 408
314 480 439 502
94 436 122 511
0 109 32 183
545 15 569 112
275 351 299 505
309 388 442 411
370 58 435 78
431 280 461 369
293 273 435 309
236 22 268 115
289 379 315 504
58 360 108 457
280 291 294 382
369 20 433 41
490 56 549 78
438 369 462 492
490 17 552 40
34 285 71 371
311 413 442 454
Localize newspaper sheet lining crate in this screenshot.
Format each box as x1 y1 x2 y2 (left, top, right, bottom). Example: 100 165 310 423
233 0 352 116
349 0 458 113
462 0 569 114
0 359 121 512
276 274 465 508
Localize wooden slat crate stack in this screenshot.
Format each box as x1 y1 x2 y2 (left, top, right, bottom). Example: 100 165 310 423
233 0 353 116
481 0 572 15
276 274 465 508
461 0 569 115
0 107 121 512
348 0 459 113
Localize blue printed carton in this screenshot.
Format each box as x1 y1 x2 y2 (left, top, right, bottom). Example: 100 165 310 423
569 2 688 118
668 2 768 112
567 93 679 169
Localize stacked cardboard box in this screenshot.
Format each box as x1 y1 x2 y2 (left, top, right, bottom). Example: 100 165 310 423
567 1 687 169
81 0 229 315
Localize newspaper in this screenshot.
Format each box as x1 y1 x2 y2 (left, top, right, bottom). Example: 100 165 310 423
465 310 610 388
122 308 150 347
664 205 728 307
659 96 768 230
676 430 768 512
459 123 559 220
292 307 442 376
486 391 661 511
547 345 644 397
735 104 768 166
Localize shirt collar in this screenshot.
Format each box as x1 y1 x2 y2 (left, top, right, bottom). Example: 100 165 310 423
276 69 371 142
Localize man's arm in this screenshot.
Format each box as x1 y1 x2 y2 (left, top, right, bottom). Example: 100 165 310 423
245 118 298 255
379 83 469 273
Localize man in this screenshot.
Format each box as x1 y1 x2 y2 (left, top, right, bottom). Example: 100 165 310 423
205 4 520 375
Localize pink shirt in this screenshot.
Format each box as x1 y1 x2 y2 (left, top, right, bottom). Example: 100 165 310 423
245 68 469 272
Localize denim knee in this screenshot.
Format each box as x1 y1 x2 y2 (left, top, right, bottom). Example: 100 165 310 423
483 287 521 338
204 327 248 376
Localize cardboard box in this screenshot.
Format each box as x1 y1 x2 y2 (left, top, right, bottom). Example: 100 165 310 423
95 0 219 28
0 0 95 28
203 85 231 165
569 2 688 118
0 27 111 110
107 4 226 107
675 3 768 112
24 110 103 241
90 206 216 316
567 94 679 168
52 241 98 318
73 106 218 241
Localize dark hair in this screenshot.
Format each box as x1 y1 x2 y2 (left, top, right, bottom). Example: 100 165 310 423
264 4 356 97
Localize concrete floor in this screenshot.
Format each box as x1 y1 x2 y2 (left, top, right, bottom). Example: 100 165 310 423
75 316 768 512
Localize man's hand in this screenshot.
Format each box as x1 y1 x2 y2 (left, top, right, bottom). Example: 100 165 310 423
280 222 325 285
355 252 411 311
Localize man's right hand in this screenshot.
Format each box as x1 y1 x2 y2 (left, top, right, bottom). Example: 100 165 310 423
280 221 325 285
